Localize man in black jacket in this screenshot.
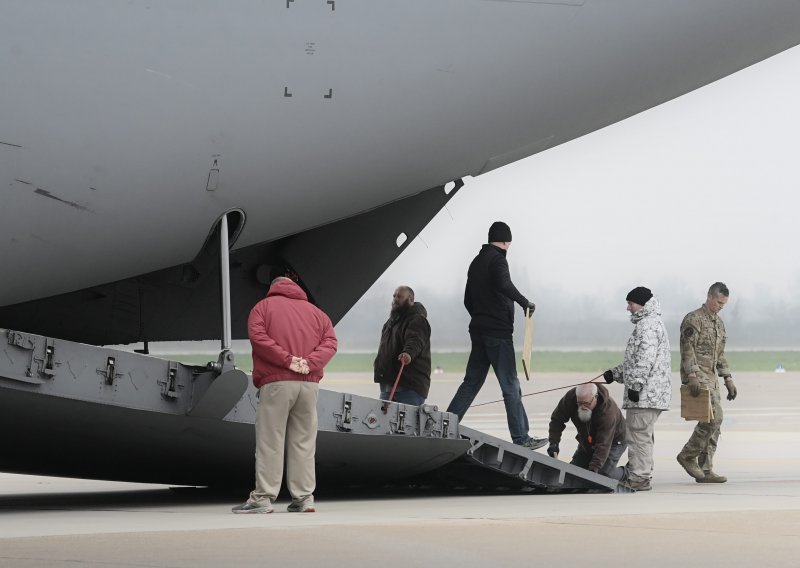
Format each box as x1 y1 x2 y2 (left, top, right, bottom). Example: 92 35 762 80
446 221 546 449
548 383 627 480
374 286 431 405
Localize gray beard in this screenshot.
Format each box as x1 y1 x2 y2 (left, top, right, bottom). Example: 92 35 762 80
577 408 592 423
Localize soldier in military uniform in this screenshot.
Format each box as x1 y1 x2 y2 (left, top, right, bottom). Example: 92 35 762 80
676 282 738 483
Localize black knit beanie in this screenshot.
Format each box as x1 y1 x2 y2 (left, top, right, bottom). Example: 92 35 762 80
488 221 512 243
626 286 652 306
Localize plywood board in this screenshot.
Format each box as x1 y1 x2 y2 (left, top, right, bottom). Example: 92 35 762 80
680 384 714 422
521 308 534 380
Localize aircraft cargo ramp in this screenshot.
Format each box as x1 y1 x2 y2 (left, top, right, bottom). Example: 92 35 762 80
0 329 625 493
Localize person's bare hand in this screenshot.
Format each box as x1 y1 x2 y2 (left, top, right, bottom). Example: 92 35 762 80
289 356 310 374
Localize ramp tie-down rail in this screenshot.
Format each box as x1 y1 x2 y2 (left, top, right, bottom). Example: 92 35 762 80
0 328 629 492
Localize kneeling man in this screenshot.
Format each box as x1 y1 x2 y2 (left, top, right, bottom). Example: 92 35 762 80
547 383 627 480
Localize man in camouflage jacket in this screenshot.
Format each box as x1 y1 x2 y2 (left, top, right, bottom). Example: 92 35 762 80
603 287 671 491
676 282 737 484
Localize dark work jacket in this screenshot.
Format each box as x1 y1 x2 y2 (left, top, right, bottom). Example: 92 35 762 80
548 384 626 472
373 303 432 398
464 244 530 339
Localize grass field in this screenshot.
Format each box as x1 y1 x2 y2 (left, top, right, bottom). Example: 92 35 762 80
160 351 800 373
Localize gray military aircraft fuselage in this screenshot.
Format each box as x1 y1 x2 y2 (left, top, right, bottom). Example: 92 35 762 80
1 2 800 489
3 1 800 344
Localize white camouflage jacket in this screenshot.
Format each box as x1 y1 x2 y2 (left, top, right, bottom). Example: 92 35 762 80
611 297 672 410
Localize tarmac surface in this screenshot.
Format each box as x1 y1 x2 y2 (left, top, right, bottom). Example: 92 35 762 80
1 372 798 567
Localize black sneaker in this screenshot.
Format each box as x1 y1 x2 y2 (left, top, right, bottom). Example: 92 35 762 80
519 436 547 451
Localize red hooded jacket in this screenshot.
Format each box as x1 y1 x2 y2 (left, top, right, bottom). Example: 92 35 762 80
247 279 338 388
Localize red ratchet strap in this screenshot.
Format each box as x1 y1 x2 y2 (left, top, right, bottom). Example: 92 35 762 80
381 360 407 414
388 360 406 402
469 374 604 408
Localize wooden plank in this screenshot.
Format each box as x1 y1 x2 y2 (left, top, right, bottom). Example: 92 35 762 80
521 308 534 380
680 384 713 422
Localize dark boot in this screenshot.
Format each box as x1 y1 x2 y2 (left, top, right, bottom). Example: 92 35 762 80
676 451 705 480
696 471 727 483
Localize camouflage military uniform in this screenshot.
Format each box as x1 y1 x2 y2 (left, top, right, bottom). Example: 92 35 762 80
679 306 731 474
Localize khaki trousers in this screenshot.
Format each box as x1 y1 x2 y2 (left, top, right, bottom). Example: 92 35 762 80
625 407 662 483
248 381 319 505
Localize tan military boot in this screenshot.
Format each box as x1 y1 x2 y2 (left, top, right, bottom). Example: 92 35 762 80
696 471 727 483
676 452 705 480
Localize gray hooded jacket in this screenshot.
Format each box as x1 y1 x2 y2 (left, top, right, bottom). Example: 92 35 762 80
610 297 672 410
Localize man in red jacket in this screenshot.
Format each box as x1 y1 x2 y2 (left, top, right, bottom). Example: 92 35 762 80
232 277 337 514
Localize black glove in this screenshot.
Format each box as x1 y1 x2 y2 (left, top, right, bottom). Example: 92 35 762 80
524 301 536 315
603 370 614 384
627 389 640 403
547 443 559 458
724 377 737 401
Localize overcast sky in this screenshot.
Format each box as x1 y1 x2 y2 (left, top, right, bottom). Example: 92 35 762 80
338 45 800 350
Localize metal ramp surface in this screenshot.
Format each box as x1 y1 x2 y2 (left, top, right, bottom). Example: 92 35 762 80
0 328 627 493
451 426 631 493
0 328 467 486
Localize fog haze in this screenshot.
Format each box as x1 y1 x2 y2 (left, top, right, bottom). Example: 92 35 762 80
337 45 800 352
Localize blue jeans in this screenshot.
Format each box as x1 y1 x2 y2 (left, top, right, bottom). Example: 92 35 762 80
379 388 426 406
447 334 530 444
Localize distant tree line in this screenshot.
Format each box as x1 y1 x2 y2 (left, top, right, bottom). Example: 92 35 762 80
335 278 800 352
